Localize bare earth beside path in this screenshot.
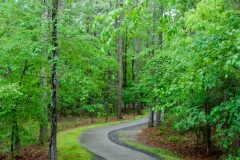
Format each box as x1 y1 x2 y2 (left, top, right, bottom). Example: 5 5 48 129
138 127 223 160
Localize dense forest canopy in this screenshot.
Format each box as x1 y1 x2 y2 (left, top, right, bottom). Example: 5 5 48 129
0 0 239 159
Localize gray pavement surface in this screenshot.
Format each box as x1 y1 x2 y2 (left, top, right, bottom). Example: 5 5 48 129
79 117 156 160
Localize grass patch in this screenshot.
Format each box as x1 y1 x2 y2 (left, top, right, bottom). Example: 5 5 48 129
123 141 181 160
57 112 148 160
58 124 101 160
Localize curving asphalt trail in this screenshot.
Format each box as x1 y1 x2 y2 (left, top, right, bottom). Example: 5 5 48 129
78 117 157 160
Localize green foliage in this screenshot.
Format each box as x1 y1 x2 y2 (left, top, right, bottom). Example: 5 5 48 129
167 135 181 143
1 0 239 158
211 95 240 157
0 0 116 155
131 0 240 157
83 104 104 117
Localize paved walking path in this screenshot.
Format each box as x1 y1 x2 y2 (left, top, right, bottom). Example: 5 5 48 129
79 117 156 160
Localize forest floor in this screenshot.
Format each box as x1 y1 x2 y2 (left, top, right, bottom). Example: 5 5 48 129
137 126 223 160
0 113 223 160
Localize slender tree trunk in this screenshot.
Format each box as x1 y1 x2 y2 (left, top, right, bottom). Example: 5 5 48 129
106 0 114 123
136 0 142 115
39 0 49 145
131 57 135 114
56 0 64 119
156 111 161 127
105 100 109 123
148 0 155 128
39 66 48 145
148 107 154 127
123 28 128 112
49 0 59 159
205 89 212 154
136 37 142 115
155 2 163 128
7 67 17 160
131 53 134 82
155 96 161 127
117 0 123 119
11 60 30 159
106 50 110 123
123 27 128 88
11 109 20 160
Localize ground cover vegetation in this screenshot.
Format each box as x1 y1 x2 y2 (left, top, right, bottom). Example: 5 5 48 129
0 0 239 159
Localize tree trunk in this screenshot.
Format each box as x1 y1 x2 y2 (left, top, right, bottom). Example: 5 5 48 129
156 111 161 127
123 27 128 88
11 60 30 158
136 37 142 115
148 107 154 127
39 67 48 144
205 89 212 154
39 0 49 146
106 50 111 123
135 0 142 116
11 109 20 160
90 112 94 124
117 0 123 119
131 54 135 113
49 0 59 159
155 2 163 128
105 102 109 123
148 0 155 128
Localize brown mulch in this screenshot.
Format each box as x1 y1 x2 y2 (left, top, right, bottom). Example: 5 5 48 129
15 145 48 160
0 145 48 160
137 127 223 160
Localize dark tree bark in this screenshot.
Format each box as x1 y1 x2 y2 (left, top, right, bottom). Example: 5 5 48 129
156 111 161 127
49 0 59 159
117 0 123 119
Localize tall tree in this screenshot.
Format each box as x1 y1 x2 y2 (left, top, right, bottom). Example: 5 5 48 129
155 1 163 128
148 0 155 128
135 0 142 115
136 37 142 115
123 27 128 88
39 0 49 145
49 0 59 159
117 0 123 119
